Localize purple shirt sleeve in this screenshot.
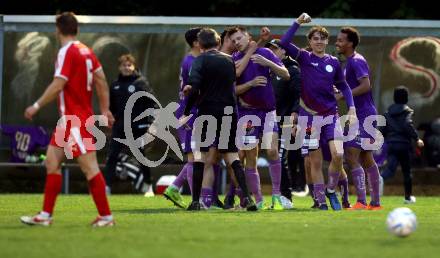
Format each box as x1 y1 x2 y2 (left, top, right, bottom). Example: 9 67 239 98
334 61 354 108
262 48 284 67
353 58 369 81
280 22 302 60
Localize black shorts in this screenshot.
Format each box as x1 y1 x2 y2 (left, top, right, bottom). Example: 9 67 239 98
192 110 238 153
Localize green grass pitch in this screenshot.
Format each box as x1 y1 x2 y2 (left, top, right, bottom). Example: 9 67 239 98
1 194 439 258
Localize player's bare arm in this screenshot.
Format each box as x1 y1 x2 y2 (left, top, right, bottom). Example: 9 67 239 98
251 54 290 80
256 27 271 47
235 76 267 95
235 41 258 77
24 77 67 121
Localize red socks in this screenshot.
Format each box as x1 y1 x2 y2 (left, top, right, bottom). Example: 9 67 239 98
42 173 62 215
88 172 111 216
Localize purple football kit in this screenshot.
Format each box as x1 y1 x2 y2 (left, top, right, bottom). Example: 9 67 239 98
342 52 381 207
233 47 282 144
279 22 353 156
280 21 355 208
233 47 285 199
343 52 378 150
176 54 197 154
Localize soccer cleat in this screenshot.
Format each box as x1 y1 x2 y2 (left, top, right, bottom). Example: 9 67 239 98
239 195 250 208
404 196 416 204
256 201 266 210
311 202 320 209
280 195 294 209
223 194 235 210
243 197 258 211
211 198 224 209
325 189 342 211
271 195 284 210
347 202 367 210
91 216 115 227
318 204 329 210
163 186 186 209
342 201 352 209
200 201 222 210
187 201 201 211
20 213 52 226
367 204 383 210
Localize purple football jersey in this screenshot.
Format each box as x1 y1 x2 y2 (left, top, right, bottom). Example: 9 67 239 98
280 22 347 116
175 54 196 118
233 48 284 111
344 52 377 115
1 125 50 162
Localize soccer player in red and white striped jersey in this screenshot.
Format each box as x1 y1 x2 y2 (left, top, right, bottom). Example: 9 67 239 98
21 12 115 227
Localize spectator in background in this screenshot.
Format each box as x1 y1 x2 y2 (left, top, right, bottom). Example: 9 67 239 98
380 86 424 204
104 54 157 197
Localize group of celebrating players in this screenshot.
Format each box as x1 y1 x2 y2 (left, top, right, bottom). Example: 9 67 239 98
19 11 383 227
164 12 382 212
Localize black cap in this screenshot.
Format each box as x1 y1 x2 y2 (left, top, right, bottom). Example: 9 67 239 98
265 39 282 49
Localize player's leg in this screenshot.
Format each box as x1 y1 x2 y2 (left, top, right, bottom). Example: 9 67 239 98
309 149 327 210
187 149 208 210
265 132 283 210
224 163 238 209
20 145 65 226
304 156 318 208
200 148 217 209
77 151 114 227
345 147 367 209
360 151 382 209
326 140 344 210
163 153 192 208
223 152 257 211
211 152 224 208
338 167 351 208
163 129 193 208
243 147 263 208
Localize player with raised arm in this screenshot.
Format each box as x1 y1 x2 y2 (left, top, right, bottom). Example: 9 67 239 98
20 12 115 226
229 26 290 210
335 27 382 210
280 13 356 210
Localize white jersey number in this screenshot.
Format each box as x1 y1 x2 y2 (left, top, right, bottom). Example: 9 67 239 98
86 58 93 91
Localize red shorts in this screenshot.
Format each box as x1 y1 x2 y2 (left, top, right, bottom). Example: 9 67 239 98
50 122 96 158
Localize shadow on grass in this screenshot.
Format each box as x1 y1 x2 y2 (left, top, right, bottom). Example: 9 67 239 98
114 207 317 215
114 208 183 214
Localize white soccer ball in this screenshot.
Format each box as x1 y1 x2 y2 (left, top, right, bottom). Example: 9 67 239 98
386 207 417 237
